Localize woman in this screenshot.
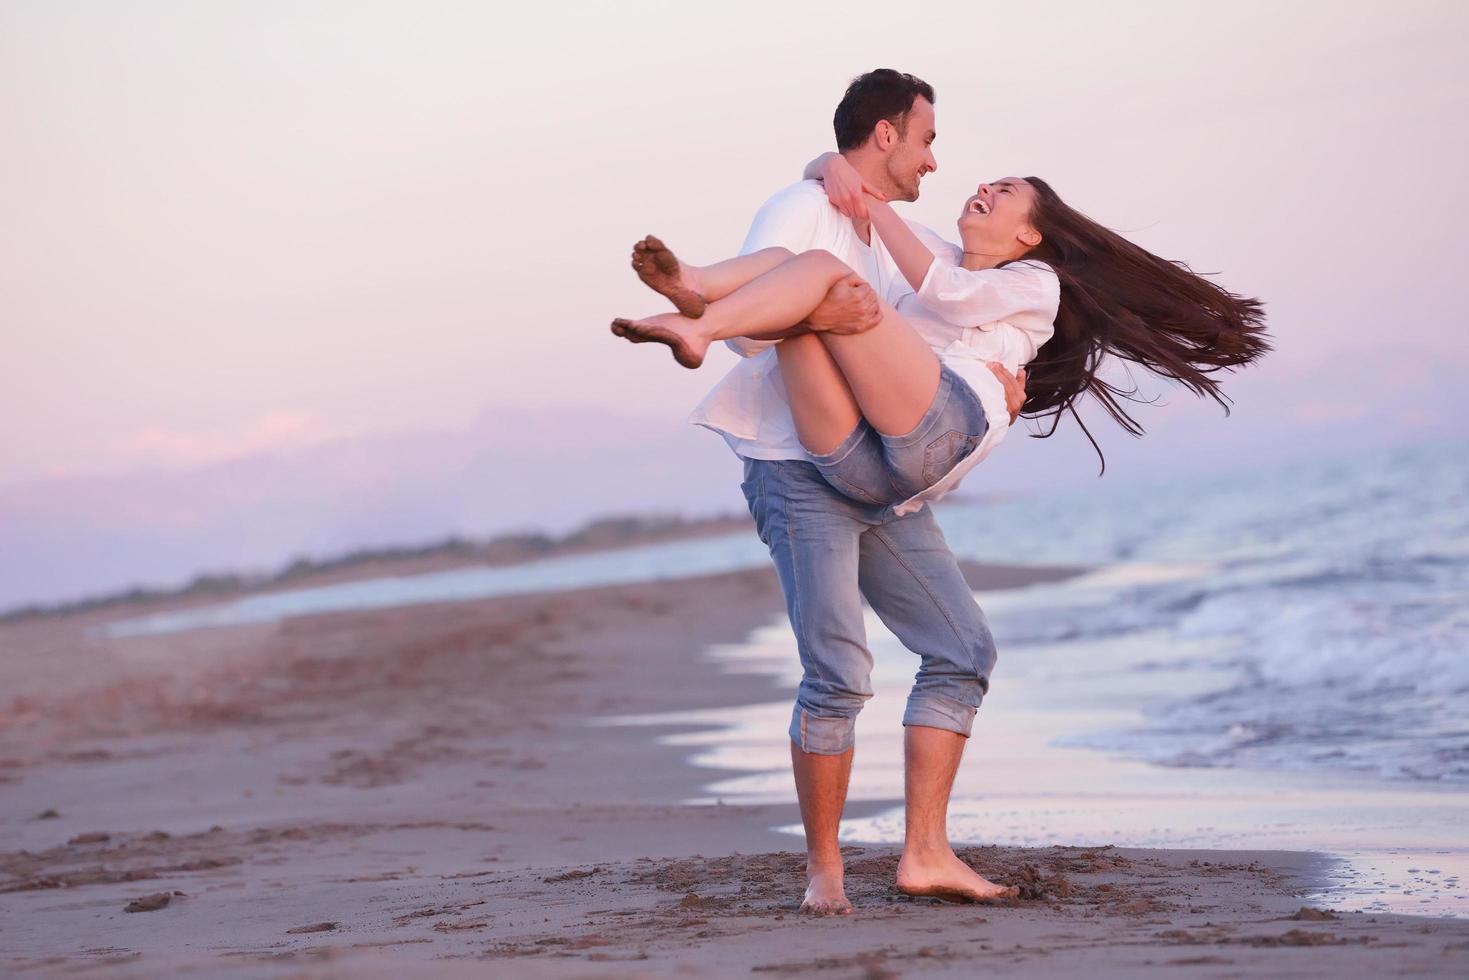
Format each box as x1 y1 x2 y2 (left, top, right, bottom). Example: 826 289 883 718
613 155 1269 509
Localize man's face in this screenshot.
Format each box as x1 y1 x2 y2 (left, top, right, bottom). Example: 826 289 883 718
884 96 937 202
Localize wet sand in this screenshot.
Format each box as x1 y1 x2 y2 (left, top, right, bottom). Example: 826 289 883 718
2 558 1466 977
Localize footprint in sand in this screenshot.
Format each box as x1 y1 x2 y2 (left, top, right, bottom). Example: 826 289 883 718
124 892 172 913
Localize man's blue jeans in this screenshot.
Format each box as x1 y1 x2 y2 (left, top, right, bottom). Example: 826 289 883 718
740 457 999 755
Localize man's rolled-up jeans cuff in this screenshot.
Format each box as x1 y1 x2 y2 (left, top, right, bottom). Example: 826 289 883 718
902 692 979 738
788 704 858 755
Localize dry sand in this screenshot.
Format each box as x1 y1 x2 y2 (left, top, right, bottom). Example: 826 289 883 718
1 558 1466 977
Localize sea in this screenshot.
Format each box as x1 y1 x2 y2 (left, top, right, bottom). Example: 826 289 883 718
938 435 1469 787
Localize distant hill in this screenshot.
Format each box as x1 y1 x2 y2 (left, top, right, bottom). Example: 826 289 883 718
0 511 751 624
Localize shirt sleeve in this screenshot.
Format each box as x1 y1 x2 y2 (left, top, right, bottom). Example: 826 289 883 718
723 185 828 357
871 222 954 306
915 259 1060 331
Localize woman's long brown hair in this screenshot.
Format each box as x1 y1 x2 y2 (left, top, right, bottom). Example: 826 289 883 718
1013 177 1271 472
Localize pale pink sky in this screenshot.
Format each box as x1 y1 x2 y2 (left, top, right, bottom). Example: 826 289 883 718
2 1 1466 606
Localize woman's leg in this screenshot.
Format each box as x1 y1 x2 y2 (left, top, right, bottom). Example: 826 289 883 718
630 236 794 316
637 247 879 464
623 239 950 477
773 298 942 447
775 334 863 456
815 299 941 438
776 320 950 507
695 249 798 301
613 249 859 369
775 302 961 505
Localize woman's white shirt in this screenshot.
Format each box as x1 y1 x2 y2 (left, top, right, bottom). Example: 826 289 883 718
885 232 1059 513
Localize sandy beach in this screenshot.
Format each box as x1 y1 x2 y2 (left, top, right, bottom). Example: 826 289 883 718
2 554 1466 978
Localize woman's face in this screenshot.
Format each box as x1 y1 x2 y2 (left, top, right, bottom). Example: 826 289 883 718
957 178 1041 261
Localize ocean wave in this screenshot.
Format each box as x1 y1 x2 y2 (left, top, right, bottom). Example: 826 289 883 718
945 439 1469 783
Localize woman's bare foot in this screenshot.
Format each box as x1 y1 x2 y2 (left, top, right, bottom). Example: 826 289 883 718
895 849 1019 904
800 860 854 916
610 313 711 369
631 235 707 319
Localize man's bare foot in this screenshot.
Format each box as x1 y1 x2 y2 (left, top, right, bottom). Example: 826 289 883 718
800 861 854 916
610 314 710 369
895 849 1019 904
631 235 707 319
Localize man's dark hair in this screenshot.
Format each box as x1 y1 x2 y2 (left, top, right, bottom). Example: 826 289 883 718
832 69 935 152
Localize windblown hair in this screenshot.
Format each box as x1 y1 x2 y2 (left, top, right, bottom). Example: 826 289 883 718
833 69 935 152
1013 177 1271 472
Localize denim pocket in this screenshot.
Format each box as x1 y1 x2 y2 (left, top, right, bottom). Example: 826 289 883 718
740 465 778 546
739 472 763 517
922 429 981 486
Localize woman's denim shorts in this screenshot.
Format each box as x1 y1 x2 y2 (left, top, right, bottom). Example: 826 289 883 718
806 364 989 506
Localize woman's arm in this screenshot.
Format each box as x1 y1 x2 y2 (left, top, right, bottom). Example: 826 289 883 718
866 198 937 293
801 152 839 182
802 152 887 220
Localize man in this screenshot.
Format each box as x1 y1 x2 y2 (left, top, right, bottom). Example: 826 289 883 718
689 69 1025 914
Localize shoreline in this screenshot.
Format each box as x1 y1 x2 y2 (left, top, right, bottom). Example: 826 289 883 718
2 559 1466 976
0 513 759 627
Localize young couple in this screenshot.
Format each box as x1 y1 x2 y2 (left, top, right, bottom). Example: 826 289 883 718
614 69 1268 915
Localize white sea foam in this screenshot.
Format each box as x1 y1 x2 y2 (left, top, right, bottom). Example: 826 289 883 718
940 438 1469 783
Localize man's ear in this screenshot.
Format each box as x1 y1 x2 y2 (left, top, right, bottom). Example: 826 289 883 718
873 120 896 151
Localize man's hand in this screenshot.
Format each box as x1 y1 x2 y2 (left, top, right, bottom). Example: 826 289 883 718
987 362 1028 424
803 275 881 335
